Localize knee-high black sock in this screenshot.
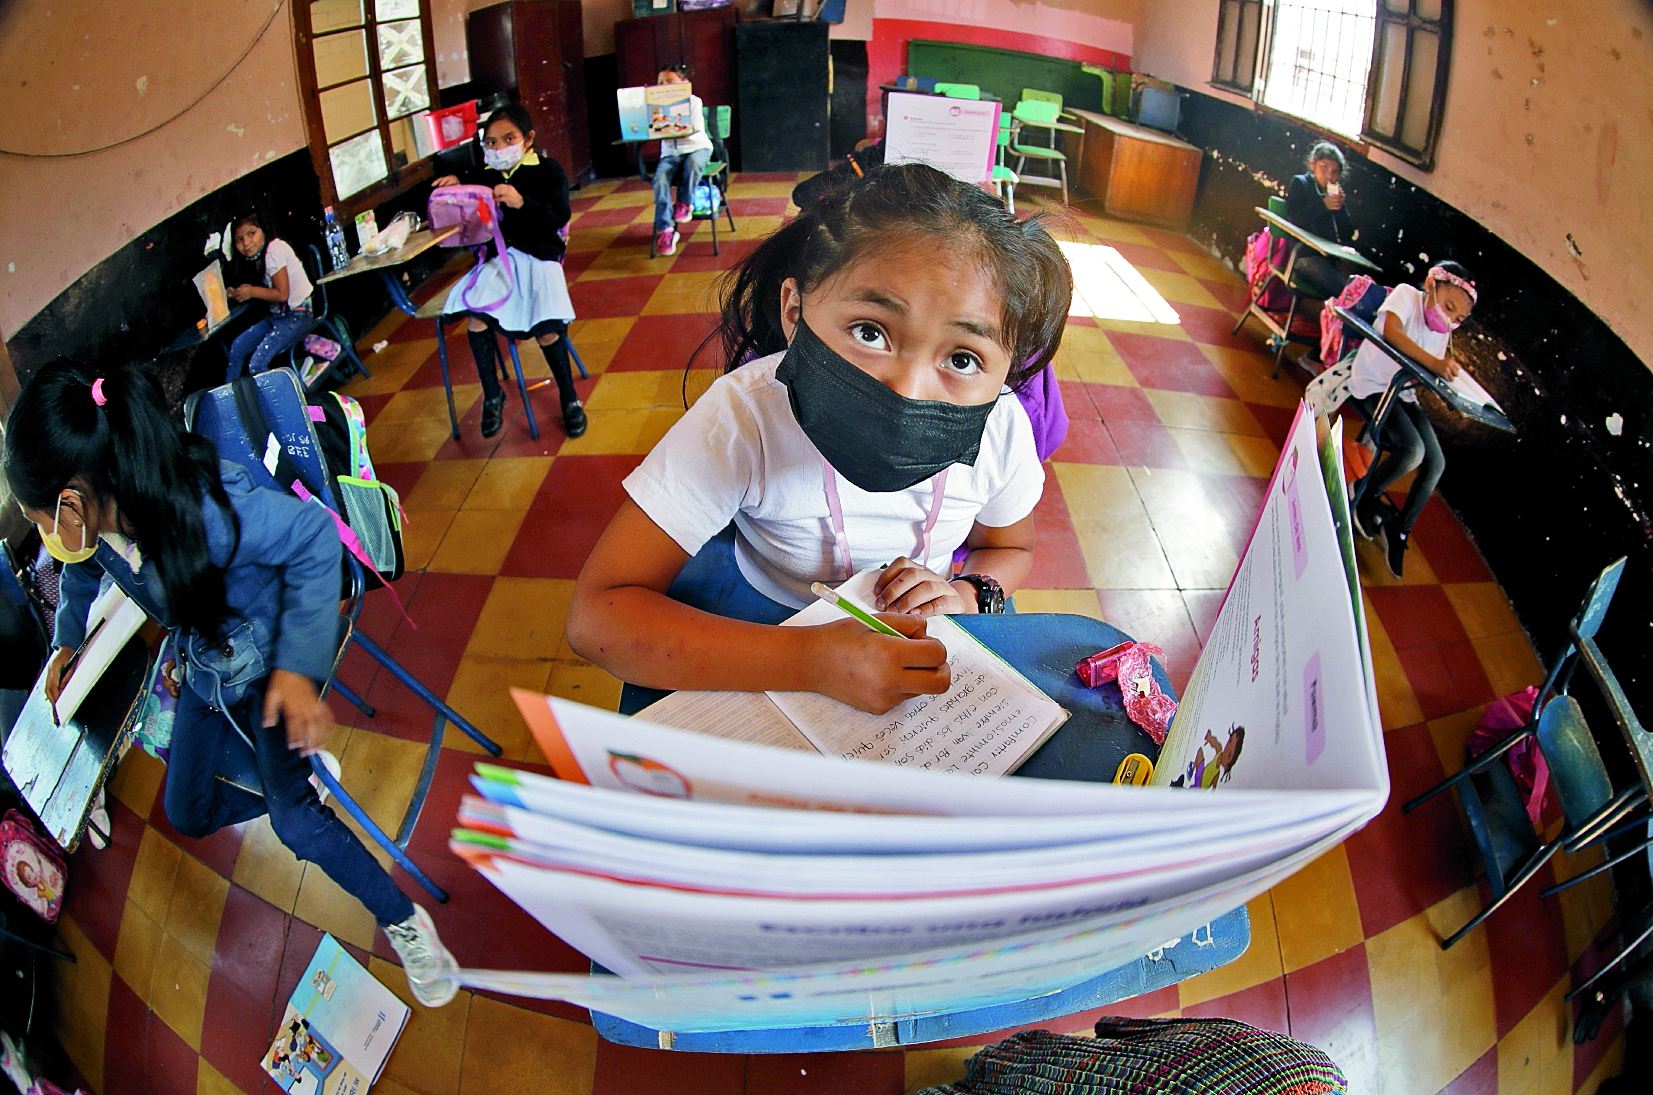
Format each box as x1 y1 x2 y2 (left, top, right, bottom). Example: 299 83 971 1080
467 328 503 402
539 335 577 410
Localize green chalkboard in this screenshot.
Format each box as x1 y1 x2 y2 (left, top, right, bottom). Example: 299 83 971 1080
907 41 1106 114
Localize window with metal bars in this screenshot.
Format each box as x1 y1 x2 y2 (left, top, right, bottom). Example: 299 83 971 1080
295 0 441 213
1211 0 1453 170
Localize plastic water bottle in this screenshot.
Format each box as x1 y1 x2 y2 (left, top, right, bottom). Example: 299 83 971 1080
323 207 350 271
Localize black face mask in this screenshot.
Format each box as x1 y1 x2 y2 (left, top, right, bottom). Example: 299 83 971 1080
776 317 999 493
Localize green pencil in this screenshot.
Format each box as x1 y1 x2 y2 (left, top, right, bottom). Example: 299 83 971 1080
810 582 904 637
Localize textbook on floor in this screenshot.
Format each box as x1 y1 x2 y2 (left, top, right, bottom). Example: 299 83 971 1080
263 935 408 1095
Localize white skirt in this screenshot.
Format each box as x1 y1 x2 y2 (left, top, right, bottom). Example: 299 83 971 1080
441 246 576 339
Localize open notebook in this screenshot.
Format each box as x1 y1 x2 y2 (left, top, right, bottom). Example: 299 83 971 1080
636 569 1069 777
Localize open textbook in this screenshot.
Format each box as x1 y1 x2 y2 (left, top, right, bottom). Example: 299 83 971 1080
263 934 408 1095
446 404 1389 1032
634 569 1068 776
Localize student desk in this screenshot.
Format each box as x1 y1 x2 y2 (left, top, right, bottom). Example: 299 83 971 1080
1242 206 1381 375
1 636 150 851
161 304 249 355
1067 110 1202 230
591 612 1253 1052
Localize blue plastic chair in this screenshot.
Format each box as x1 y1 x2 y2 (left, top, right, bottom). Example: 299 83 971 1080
1403 557 1631 949
185 369 504 901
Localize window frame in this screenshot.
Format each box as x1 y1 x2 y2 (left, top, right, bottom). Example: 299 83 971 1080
1210 0 1452 171
1210 0 1269 95
293 0 442 215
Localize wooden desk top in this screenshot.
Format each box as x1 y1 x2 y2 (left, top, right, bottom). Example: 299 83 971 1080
317 227 460 284
1068 109 1199 152
1256 207 1380 272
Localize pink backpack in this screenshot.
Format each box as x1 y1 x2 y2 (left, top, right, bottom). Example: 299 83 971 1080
1 809 66 923
427 184 513 311
1244 229 1293 313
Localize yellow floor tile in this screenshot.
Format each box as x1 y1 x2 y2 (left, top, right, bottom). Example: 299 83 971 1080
1167 427 1251 475
406 460 488 511
1423 706 1487 777
1170 249 1240 283
1137 267 1225 309
1140 389 1266 436
1473 630 1547 699
1076 215 1153 245
1364 594 1426 730
544 661 625 721
904 1047 981 1095
400 509 455 572
1051 463 1176 589
1376 962 1497 1095
1053 325 1137 386
555 406 683 456
466 577 577 661
343 340 437 397
371 955 474 1095
428 508 529 574
105 746 165 818
722 180 797 199
578 245 671 280
51 916 111 1095
1269 843 1365 973
564 223 631 253
1225 433 1282 478
640 270 723 316
445 655 554 755
1199 344 1307 408
378 384 481 425
1012 589 1104 617
730 213 784 239
1551 841 1617 963
1127 467 1241 589
585 369 686 411
1367 886 1492 1038
128 825 184 923
231 815 306 914
197 1058 246 1095
336 727 427 837
1443 581 1526 639
1178 894 1282 1007
1094 316 1194 341
590 190 653 211
464 457 553 509
369 417 457 465
150 933 211 1049
1355 530 1440 587
163 851 230 966
569 316 637 348
293 861 379 952
1577 1038 1624 1095
113 899 163 1003
1498 979 1571 1095
459 994 598 1095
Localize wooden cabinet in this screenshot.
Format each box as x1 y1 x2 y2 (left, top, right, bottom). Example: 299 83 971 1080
1069 110 1203 230
614 8 738 111
468 1 591 182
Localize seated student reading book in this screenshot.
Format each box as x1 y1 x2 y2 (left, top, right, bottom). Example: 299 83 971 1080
565 164 1072 715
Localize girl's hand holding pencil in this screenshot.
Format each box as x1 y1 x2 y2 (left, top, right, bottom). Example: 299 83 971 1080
802 612 951 715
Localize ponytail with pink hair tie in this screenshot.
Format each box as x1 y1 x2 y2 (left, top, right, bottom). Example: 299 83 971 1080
90 378 107 407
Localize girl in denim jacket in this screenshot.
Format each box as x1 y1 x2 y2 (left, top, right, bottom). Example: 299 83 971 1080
4 360 459 1007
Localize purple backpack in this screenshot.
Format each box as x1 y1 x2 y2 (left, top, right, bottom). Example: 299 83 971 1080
428 184 513 311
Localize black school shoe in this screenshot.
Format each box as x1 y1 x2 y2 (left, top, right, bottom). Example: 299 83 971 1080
1383 522 1408 578
1352 490 1385 541
562 401 587 439
480 392 506 438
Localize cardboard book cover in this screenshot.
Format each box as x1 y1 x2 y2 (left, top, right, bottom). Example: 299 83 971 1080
262 935 409 1095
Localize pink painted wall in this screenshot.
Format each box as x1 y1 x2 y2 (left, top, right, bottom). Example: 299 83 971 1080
1137 0 1653 371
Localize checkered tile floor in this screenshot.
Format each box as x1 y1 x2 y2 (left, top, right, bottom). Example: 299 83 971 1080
47 176 1626 1095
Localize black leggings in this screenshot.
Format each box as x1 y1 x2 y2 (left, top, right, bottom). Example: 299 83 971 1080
1357 396 1443 534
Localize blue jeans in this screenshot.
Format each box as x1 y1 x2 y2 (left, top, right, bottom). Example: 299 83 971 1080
654 149 711 233
227 308 313 382
162 676 415 926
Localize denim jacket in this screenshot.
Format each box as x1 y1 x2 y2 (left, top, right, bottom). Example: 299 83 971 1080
54 462 342 707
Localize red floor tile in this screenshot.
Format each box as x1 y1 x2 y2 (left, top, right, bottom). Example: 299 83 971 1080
1137 225 1206 255
1344 722 1478 938
1409 496 1495 583
1485 862 1571 1038
1200 472 1271 556
1049 417 1122 465
1180 976 1291 1035
377 848 508 971
1244 402 1296 443
606 312 721 372
1057 379 1098 419
145 1000 204 1095
668 237 761 273
570 275 666 319
1439 1047 1497 1095
358 642 468 745
1182 588 1227 645
1439 639 1497 707
1105 240 1187 274
102 972 150 1095
1095 983 1180 1020
372 460 426 500
213 883 290 1006
574 205 650 229
1023 473 1092 589
1106 332 1238 398
743 1051 904 1095
1284 944 1377 1095
503 455 645 579
147 795 246 880
726 196 789 217
1197 277 1251 313
354 391 395 427
1103 420 1189 470
1095 588 1202 693
1089 383 1160 424
1395 644 1466 721
274 918 326 1016
62 797 144 963
1174 301 1263 351
593 1040 748 1095
199 976 281 1095
569 195 601 214
563 249 600 281
1366 585 1470 651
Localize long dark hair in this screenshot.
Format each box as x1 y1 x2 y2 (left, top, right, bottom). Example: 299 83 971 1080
4 360 236 638
485 103 535 145
715 163 1072 390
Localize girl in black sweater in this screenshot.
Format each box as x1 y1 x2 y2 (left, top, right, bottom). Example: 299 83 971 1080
433 104 584 438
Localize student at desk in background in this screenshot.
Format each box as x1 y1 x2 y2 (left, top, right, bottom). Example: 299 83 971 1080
4 361 461 1009
224 210 313 382
567 164 1071 715
1348 263 1479 579
1284 141 1356 302
649 65 712 259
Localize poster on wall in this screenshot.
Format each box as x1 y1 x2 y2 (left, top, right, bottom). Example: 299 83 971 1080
884 91 1001 184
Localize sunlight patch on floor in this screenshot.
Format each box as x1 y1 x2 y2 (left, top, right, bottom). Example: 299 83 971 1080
1060 241 1181 325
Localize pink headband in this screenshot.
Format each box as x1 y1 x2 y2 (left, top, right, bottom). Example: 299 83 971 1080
1427 266 1478 303
90 378 106 406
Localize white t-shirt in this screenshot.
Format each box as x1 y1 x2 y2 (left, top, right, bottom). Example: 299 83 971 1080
264 238 314 310
660 94 714 158
624 352 1045 608
1349 283 1449 403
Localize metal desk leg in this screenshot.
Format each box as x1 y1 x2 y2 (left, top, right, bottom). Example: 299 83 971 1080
498 333 540 440
1349 377 1408 511
376 269 421 317
434 316 462 441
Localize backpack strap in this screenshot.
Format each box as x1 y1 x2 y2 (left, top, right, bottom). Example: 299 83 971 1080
459 197 515 312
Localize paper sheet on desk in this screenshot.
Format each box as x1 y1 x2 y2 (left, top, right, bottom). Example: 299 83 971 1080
53 584 147 727
1445 368 1502 413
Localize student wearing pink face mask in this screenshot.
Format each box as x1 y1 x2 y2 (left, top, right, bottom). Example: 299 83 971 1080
1348 262 1478 578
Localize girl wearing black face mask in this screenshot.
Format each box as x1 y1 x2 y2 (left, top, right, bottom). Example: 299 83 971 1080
566 164 1072 716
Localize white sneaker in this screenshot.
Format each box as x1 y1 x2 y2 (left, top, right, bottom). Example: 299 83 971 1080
307 750 342 806
383 905 460 1007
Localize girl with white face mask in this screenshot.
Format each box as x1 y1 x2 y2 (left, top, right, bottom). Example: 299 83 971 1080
430 104 583 439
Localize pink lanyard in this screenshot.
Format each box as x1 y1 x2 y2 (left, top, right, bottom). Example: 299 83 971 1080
820 458 948 581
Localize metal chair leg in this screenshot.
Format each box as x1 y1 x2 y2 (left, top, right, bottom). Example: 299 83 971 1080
1441 845 1557 949
310 756 447 904
497 333 540 441
350 630 502 756
434 317 461 440
1544 834 1653 898
1271 293 1300 379
330 677 376 718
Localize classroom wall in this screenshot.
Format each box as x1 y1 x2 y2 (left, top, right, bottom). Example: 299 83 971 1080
1136 0 1653 372
434 0 631 80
